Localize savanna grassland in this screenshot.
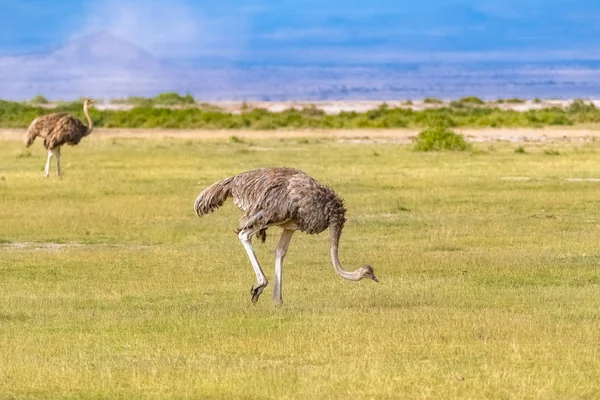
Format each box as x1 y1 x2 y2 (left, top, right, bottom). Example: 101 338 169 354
1 133 600 399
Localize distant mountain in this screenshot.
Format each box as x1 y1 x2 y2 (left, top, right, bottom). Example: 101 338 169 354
49 31 165 70
0 32 211 99
2 31 600 100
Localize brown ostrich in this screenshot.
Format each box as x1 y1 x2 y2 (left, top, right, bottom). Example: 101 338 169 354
194 167 378 305
25 99 94 177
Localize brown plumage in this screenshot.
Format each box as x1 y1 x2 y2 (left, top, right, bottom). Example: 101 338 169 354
25 99 94 177
194 167 378 305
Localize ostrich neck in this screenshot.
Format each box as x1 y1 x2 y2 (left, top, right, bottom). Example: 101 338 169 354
329 220 363 281
83 103 93 136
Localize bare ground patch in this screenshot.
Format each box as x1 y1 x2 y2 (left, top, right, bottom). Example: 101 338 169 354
0 242 153 251
3 127 600 143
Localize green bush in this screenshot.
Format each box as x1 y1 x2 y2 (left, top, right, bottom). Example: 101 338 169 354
153 92 195 106
124 96 154 107
514 146 527 154
110 93 196 107
568 99 596 114
459 96 485 105
423 97 443 104
449 101 466 109
30 95 49 105
413 125 469 152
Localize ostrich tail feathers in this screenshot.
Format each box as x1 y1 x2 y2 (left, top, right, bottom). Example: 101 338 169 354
194 177 234 217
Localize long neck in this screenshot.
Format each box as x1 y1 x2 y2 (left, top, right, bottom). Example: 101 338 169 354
329 219 363 281
83 103 93 136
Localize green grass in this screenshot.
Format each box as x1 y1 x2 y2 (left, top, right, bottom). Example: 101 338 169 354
1 137 600 398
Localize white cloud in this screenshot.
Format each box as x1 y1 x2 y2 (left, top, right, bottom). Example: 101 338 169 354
77 0 247 59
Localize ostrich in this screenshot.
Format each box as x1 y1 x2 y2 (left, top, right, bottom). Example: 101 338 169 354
25 99 94 177
194 167 379 305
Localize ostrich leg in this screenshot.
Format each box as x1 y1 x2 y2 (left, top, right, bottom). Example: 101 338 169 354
44 150 53 177
273 229 294 305
238 228 268 304
55 147 62 177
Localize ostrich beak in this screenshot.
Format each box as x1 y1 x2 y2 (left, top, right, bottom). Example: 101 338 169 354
371 275 379 283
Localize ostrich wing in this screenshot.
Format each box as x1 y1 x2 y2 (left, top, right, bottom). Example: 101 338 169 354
44 116 88 149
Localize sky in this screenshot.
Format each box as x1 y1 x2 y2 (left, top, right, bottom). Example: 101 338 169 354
1 0 600 64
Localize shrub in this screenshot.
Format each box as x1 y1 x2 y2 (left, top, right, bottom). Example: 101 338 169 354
128 96 154 107
152 92 196 106
506 98 526 104
423 97 443 104
459 96 485 105
568 99 596 114
515 146 527 154
30 95 49 105
413 125 469 152
449 101 466 109
424 113 457 128
301 105 325 117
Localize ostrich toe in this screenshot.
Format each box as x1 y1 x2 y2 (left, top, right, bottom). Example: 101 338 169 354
250 283 267 304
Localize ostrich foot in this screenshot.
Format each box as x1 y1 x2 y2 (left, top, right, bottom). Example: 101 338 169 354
250 283 267 304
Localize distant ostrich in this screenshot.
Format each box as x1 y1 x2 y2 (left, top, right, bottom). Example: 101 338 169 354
194 167 379 305
25 99 94 177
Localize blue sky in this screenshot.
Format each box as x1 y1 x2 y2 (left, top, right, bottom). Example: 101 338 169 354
1 0 600 64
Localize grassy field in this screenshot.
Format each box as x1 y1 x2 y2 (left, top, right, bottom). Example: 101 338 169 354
1 134 599 398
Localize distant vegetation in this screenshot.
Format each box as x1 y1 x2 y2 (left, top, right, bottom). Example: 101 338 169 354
29 95 49 105
459 96 485 105
493 98 527 104
1 97 600 129
110 92 196 107
504 98 527 104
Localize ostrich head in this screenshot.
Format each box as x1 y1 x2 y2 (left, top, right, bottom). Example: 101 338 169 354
359 264 379 282
84 98 95 107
